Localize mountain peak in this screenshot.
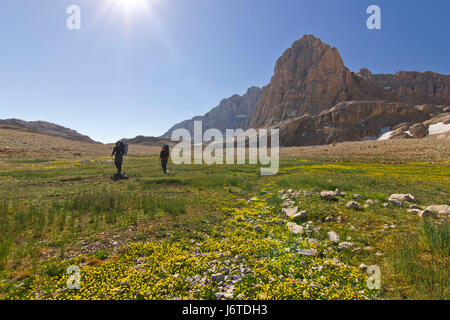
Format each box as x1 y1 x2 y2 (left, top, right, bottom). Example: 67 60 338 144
250 35 390 128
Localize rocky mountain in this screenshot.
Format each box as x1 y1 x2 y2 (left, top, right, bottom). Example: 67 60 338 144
120 135 174 147
247 35 450 146
278 102 448 146
162 87 261 137
249 35 397 129
357 68 450 106
0 119 98 143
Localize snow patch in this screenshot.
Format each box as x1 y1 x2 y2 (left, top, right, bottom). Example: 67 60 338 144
378 127 394 140
361 126 393 141
428 122 450 135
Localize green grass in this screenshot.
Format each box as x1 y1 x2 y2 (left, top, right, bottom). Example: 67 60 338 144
390 226 449 300
0 155 448 300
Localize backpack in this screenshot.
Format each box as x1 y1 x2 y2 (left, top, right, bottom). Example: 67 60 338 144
123 143 129 156
164 144 169 156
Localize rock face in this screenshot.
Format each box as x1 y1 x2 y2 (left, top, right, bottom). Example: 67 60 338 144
278 101 435 146
250 35 395 129
162 87 261 137
246 35 450 146
0 119 97 143
357 68 450 106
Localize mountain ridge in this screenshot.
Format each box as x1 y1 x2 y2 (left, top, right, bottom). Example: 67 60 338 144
247 34 449 146
161 86 261 137
0 118 99 144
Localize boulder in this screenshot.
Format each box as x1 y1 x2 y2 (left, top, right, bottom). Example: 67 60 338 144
338 242 355 250
409 123 428 138
282 207 298 218
286 222 304 235
364 199 375 208
327 231 340 242
346 201 361 209
425 205 450 215
418 210 437 218
292 210 308 220
389 194 417 203
320 191 337 200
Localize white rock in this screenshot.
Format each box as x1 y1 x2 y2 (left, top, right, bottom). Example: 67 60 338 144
353 194 364 200
287 222 304 234
389 194 416 203
320 191 337 200
282 207 298 217
425 205 450 215
297 248 318 256
327 231 340 242
292 210 308 220
338 242 355 250
346 201 360 209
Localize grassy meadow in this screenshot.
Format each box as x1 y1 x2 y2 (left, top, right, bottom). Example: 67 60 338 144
0 155 448 300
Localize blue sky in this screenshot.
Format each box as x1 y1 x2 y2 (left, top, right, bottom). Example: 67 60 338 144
0 0 449 143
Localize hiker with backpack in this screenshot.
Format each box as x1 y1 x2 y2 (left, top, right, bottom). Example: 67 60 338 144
112 141 125 177
160 144 169 174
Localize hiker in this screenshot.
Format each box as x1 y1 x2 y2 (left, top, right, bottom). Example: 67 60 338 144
160 145 169 174
112 141 125 176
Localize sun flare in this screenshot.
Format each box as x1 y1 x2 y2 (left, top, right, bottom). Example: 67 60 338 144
108 0 155 16
114 0 149 11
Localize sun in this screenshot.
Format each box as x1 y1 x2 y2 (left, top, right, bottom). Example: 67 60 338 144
114 0 149 10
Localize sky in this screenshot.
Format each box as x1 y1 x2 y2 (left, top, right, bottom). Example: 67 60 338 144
0 0 449 143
